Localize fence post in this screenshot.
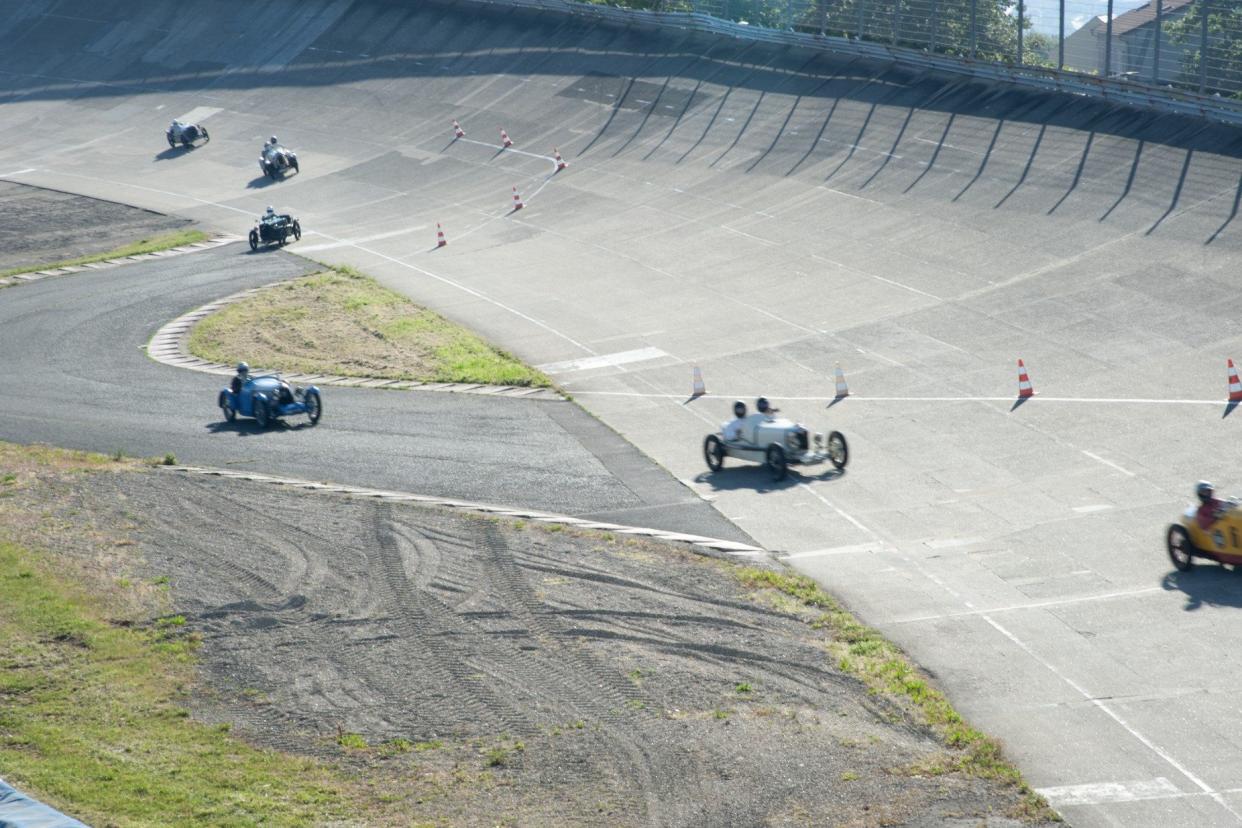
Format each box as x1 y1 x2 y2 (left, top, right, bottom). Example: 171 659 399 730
969 0 977 58
1017 0 1024 65
1200 0 1210 93
892 0 900 44
818 0 826 35
857 0 865 40
930 0 938 52
1104 0 1114 78
1058 0 1065 69
1152 0 1162 83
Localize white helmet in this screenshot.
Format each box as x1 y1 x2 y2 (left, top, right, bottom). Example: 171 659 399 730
265 205 275 214
269 135 278 145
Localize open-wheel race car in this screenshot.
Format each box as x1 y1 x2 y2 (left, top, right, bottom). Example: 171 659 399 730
249 211 301 251
259 140 299 179
219 373 321 429
167 120 209 148
703 398 847 481
1167 482 1242 571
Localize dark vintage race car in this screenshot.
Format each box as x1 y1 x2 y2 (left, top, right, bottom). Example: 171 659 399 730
167 120 209 148
249 213 302 251
259 143 299 178
218 374 321 428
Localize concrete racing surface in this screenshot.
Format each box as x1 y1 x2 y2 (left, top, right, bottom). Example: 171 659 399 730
3 0 1242 824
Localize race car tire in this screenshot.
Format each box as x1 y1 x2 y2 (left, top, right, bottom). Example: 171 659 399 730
827 431 848 470
704 434 724 472
166 133 175 149
201 127 209 143
254 398 270 429
1167 525 1195 572
305 390 321 425
248 229 259 252
219 392 237 423
291 157 299 172
765 444 787 482
292 220 301 241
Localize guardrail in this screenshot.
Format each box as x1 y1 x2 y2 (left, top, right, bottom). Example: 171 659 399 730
465 0 1242 127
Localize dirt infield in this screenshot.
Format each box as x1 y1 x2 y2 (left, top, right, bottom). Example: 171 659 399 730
0 455 1055 826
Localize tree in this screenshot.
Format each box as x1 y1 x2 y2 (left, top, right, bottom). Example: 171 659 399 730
1165 2 1242 98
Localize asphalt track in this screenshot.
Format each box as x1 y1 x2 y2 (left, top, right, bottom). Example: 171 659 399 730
3 1 1242 824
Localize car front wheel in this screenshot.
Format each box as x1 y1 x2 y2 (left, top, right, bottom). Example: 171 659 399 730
827 431 848 470
249 229 259 251
254 398 269 429
704 434 724 472
1167 525 1195 572
765 444 787 481
220 394 236 423
305 390 321 425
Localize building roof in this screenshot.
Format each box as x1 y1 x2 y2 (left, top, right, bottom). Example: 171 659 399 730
1110 0 1196 37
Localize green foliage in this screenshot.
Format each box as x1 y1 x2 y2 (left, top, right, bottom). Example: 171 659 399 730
1166 4 1242 98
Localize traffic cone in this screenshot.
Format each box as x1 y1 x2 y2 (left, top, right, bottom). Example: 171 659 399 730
1229 359 1242 402
436 223 447 248
452 120 465 139
834 363 849 399
1017 359 1035 398
554 148 568 171
511 186 524 211
500 129 513 148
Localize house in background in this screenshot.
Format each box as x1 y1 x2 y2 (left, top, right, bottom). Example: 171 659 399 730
1061 0 1194 82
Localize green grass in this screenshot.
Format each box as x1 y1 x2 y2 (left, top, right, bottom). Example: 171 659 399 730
734 566 1059 822
0 538 387 827
1 229 209 279
187 267 551 388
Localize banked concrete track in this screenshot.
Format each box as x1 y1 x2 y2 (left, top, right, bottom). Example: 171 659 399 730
4 2 1242 825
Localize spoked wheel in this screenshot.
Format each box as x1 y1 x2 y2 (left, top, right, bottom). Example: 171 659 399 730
201 126 209 143
304 390 321 425
1167 525 1195 572
220 396 236 423
292 220 301 241
254 398 270 429
765 444 787 482
704 434 724 473
248 229 259 251
166 134 175 149
827 431 849 470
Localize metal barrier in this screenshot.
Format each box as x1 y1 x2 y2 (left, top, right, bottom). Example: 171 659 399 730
467 0 1242 126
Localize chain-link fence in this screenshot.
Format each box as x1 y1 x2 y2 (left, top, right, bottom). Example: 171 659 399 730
613 0 1242 99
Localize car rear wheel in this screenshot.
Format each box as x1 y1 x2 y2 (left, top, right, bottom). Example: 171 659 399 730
166 133 175 149
305 390 321 425
765 444 787 481
292 220 301 241
827 431 848 470
220 394 236 423
704 434 724 472
254 398 269 429
1167 525 1195 572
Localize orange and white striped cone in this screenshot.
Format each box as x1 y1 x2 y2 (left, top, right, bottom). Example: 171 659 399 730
554 148 568 171
834 363 849 399
1017 359 1035 399
511 186 524 211
500 129 513 148
1229 359 1242 402
691 367 706 397
436 223 447 248
452 120 465 139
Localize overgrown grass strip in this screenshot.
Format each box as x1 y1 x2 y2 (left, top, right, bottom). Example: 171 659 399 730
188 267 550 388
0 229 208 279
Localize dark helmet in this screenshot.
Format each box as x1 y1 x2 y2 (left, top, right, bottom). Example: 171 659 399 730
269 135 278 145
1197 481 1215 504
756 397 771 414
236 361 249 375
733 400 747 418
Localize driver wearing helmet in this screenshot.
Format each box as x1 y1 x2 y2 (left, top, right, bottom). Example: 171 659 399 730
231 361 250 396
169 119 183 139
722 400 747 442
262 205 277 223
1196 481 1228 530
756 397 779 419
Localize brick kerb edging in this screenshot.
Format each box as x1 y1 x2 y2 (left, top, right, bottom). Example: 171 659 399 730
161 465 768 558
146 278 564 401
0 234 242 289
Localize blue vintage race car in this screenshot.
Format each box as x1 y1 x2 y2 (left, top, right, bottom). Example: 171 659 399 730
218 374 322 428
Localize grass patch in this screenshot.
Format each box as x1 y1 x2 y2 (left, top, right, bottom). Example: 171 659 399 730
1 229 208 279
733 566 1059 822
187 268 550 388
0 538 396 826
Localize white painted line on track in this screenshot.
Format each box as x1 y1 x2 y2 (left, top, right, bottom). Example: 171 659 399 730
0 168 36 177
888 586 1163 624
538 347 669 373
1081 450 1137 477
1037 777 1181 807
570 390 1225 408
298 225 424 252
923 537 983 549
779 542 883 560
175 106 223 124
1072 504 1115 514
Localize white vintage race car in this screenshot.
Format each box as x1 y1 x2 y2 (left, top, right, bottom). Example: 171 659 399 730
704 405 847 481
